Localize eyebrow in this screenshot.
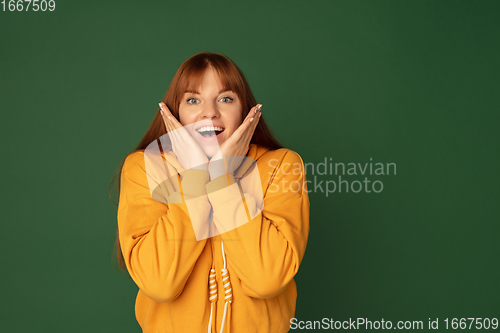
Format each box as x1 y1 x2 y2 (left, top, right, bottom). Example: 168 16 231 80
184 89 230 94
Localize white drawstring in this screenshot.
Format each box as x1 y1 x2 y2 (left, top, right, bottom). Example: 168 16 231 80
220 301 230 333
207 268 217 333
219 240 232 333
221 240 227 269
207 240 233 333
208 303 214 332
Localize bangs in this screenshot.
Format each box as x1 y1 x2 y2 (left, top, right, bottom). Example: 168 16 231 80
175 55 246 105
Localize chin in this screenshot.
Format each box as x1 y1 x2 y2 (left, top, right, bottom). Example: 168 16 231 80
203 136 228 158
201 145 219 159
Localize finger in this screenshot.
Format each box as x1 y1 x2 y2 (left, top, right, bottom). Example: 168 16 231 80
244 104 261 121
159 111 173 134
238 111 260 153
247 104 262 127
241 113 261 145
242 105 262 138
159 103 183 130
239 104 259 126
249 105 262 127
226 104 261 145
238 104 261 133
253 104 262 116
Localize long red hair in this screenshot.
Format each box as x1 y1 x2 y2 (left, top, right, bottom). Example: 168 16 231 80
109 52 282 271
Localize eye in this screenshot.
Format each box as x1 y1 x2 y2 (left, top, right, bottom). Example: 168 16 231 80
186 97 200 105
219 96 233 103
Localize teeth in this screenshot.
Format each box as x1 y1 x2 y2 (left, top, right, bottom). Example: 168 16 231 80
197 126 224 133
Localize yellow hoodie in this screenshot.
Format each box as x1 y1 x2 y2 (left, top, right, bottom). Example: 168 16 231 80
118 144 310 333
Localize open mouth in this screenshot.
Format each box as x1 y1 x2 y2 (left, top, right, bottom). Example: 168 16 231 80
196 126 225 139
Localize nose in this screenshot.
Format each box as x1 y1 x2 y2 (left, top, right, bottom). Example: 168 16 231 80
200 102 220 119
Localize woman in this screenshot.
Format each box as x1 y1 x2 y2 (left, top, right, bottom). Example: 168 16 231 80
113 52 310 333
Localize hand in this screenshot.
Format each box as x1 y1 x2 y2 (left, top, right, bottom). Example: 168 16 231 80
159 102 209 171
208 104 262 179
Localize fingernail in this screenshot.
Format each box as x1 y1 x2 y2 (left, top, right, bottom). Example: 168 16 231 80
250 117 254 123
255 104 261 113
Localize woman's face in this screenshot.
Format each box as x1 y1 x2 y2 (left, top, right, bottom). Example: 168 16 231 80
178 66 243 157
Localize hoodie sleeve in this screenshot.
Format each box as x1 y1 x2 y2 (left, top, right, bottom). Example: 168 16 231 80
117 151 212 303
207 149 310 299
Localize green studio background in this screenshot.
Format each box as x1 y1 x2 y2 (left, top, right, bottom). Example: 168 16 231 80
1 1 499 332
